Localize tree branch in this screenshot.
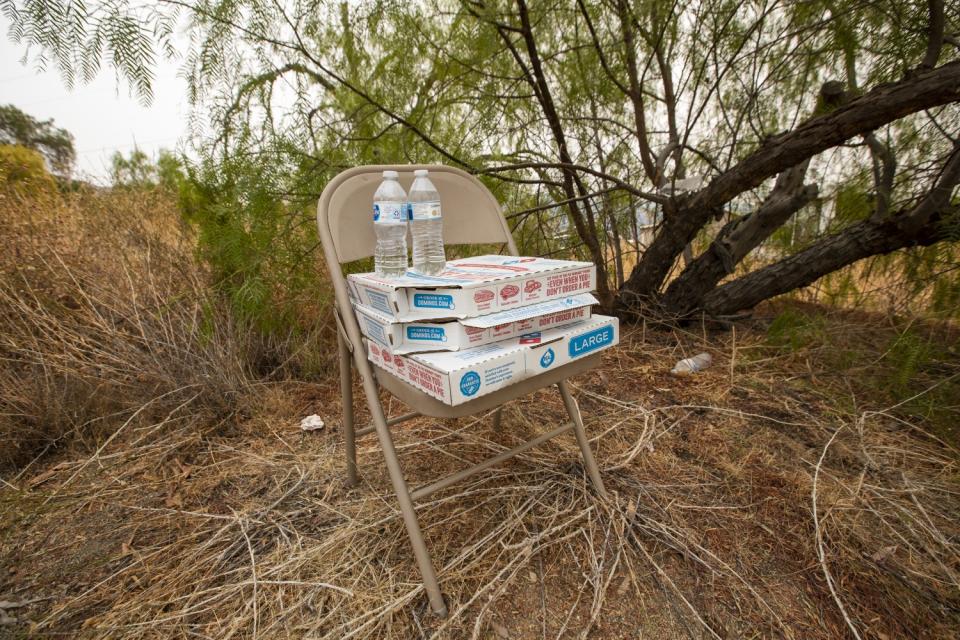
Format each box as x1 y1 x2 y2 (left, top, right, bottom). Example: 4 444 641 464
921 0 945 70
661 160 818 314
480 161 665 204
620 60 960 302
702 143 960 316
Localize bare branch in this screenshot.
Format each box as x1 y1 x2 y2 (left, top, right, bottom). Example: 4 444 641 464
921 0 945 69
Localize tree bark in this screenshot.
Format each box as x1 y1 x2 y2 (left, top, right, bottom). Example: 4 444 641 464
661 161 817 315
700 213 947 316
702 143 960 316
619 60 960 305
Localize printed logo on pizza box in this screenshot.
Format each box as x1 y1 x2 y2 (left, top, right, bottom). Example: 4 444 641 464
414 293 455 309
519 332 541 344
539 347 555 368
524 280 542 293
500 285 519 300
473 289 495 303
465 326 485 335
370 344 381 358
382 349 392 364
460 371 481 397
393 355 405 369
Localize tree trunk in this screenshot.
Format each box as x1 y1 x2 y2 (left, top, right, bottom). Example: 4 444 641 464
662 161 817 315
702 143 960 316
700 215 941 315
619 60 960 304
509 0 613 306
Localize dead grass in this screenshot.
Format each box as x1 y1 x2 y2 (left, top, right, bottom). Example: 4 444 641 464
1 188 959 638
1 314 958 638
0 187 322 470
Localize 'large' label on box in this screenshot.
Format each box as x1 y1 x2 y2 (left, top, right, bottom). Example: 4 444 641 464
568 324 615 358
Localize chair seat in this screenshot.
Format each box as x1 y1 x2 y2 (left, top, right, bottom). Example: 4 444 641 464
372 352 603 419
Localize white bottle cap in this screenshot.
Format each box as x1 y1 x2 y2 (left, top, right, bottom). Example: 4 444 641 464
414 169 428 177
383 170 398 179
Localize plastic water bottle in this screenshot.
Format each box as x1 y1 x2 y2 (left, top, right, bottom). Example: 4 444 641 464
408 169 446 275
373 170 408 277
671 353 713 375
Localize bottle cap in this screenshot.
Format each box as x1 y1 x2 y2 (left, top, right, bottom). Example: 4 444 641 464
414 169 428 177
383 170 399 179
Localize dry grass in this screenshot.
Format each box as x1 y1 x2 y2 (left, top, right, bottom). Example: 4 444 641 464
0 186 318 470
1 188 959 638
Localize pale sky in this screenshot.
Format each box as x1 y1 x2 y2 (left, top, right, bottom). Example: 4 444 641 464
1 16 192 184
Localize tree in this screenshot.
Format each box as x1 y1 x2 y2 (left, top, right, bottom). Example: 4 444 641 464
0 104 74 175
0 144 56 195
5 0 958 317
110 148 157 188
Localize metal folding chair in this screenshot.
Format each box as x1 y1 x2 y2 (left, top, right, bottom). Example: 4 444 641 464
316 164 607 616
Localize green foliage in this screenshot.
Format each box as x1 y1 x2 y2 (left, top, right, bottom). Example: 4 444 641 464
179 146 330 336
766 308 825 351
5 0 959 318
930 275 960 317
0 143 56 195
1 0 176 103
111 147 196 195
833 182 873 225
0 104 74 174
111 148 157 188
884 327 933 391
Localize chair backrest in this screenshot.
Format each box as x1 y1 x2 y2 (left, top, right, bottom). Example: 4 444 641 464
317 164 517 266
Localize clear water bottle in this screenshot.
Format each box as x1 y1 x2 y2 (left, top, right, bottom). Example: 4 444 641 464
408 169 446 275
671 353 712 375
373 170 408 278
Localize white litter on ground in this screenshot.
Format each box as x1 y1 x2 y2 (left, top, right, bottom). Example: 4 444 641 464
671 352 713 375
299 415 326 431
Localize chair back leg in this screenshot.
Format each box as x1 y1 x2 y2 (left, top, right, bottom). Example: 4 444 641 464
338 333 358 487
352 346 448 616
557 380 608 498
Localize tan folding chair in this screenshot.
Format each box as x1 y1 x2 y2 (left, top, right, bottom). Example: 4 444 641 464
317 164 607 616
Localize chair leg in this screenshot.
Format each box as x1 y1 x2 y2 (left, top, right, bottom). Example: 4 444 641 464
557 380 608 498
338 334 358 487
356 355 448 616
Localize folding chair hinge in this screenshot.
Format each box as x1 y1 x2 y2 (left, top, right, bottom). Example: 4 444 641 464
334 307 354 353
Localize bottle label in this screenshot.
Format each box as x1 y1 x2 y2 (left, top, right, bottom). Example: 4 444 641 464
374 202 406 223
409 200 441 220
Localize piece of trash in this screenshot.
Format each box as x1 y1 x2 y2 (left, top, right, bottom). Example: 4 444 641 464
671 352 712 375
300 415 326 431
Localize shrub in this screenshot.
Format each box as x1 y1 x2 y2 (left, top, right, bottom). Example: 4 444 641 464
0 144 56 197
0 185 289 469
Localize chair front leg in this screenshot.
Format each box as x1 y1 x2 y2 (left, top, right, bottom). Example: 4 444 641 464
353 351 448 617
557 380 608 498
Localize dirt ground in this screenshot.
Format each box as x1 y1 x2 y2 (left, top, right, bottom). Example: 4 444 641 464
2 306 959 639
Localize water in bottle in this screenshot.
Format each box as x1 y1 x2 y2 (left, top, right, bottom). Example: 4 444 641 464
373 170 408 278
408 169 446 275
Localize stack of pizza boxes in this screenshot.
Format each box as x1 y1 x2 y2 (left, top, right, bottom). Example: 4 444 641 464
348 255 620 405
